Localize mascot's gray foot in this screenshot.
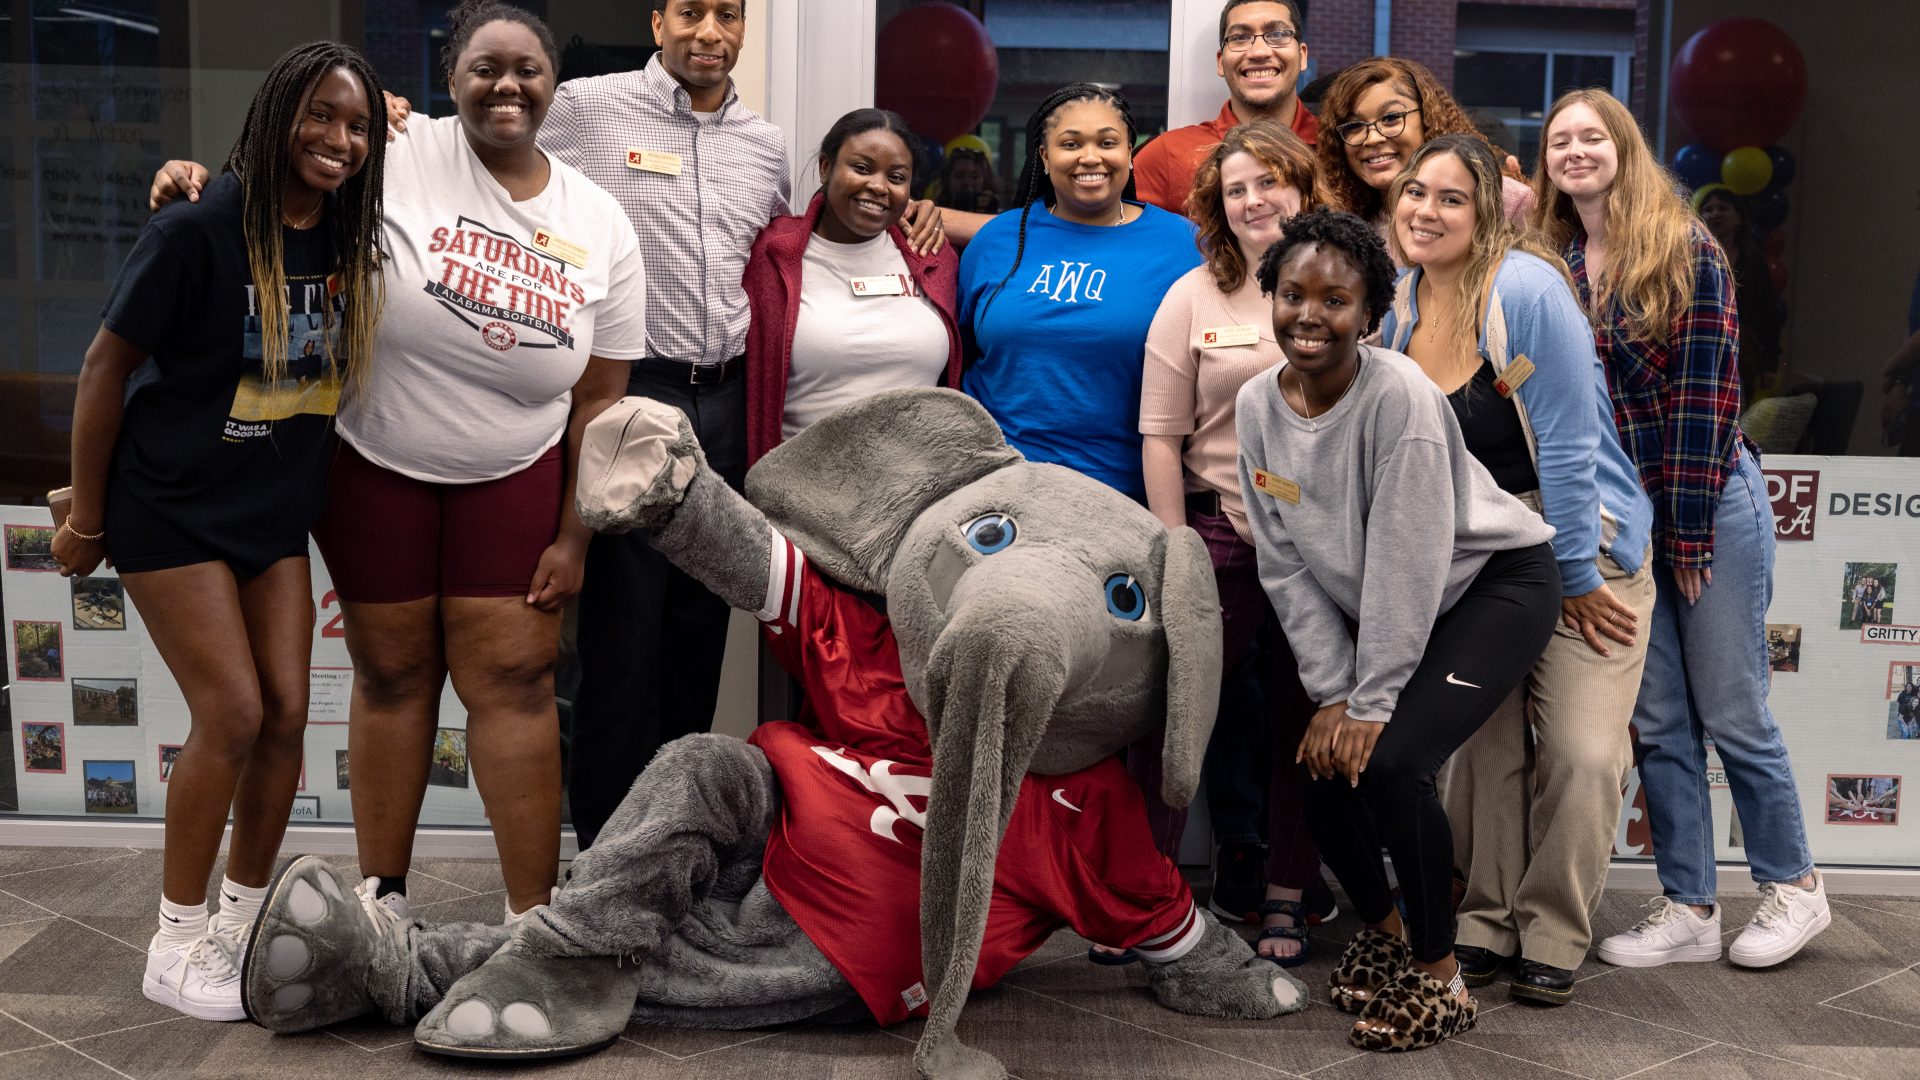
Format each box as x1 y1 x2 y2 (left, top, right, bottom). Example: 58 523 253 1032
913 1030 1008 1080
240 855 400 1032
1145 913 1308 1019
412 936 645 1060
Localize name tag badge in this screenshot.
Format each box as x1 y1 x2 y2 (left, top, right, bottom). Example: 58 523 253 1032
1200 324 1260 348
625 148 683 176
1252 468 1301 504
531 227 589 269
850 274 906 297
1494 354 1536 398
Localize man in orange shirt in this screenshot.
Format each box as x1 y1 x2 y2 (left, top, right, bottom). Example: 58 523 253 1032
1134 1 1318 214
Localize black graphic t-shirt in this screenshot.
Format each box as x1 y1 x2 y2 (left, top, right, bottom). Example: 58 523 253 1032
100 172 346 572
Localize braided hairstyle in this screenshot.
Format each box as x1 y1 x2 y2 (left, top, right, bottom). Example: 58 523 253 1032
222 41 387 395
975 83 1139 324
1254 207 1397 335
441 0 561 82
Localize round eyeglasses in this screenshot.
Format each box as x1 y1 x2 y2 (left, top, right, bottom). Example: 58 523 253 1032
1333 108 1423 146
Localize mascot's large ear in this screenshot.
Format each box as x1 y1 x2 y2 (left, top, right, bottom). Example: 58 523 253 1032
1158 525 1223 807
747 388 1021 592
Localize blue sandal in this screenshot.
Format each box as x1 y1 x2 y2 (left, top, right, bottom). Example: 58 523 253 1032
1258 898 1312 968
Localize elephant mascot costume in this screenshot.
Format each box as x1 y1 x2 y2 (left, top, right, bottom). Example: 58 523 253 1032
236 389 1308 1079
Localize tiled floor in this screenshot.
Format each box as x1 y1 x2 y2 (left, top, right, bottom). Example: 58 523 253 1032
0 845 1914 1079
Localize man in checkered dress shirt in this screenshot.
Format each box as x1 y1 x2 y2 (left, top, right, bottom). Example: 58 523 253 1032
550 0 791 848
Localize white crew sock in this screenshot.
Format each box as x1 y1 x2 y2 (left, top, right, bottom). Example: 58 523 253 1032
156 896 209 948
217 877 268 925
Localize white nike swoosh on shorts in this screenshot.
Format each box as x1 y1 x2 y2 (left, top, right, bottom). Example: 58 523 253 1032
1051 789 1083 812
1445 673 1482 688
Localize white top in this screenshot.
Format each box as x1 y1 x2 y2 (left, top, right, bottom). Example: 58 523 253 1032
339 115 649 483
783 232 949 439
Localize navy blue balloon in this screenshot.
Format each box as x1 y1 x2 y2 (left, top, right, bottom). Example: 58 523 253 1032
1765 145 1796 190
1751 188 1790 231
1672 142 1721 189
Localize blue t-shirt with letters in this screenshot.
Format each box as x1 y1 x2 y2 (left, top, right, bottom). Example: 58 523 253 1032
959 202 1201 498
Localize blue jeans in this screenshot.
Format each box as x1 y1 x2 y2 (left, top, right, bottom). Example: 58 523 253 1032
1633 447 1813 905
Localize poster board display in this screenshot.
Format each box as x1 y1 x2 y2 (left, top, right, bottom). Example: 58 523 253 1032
3 507 484 825
5 455 1917 866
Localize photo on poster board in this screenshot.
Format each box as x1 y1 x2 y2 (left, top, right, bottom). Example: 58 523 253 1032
1840 562 1897 630
1891 698 1920 741
84 759 138 815
22 722 66 774
429 728 469 789
4 524 58 572
1826 775 1899 825
1889 662 1920 698
13 620 65 681
158 744 182 782
335 750 350 790
70 576 126 631
1767 624 1801 672
71 678 137 726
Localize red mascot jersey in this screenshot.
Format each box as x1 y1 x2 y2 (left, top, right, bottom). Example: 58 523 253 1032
745 528 1201 1026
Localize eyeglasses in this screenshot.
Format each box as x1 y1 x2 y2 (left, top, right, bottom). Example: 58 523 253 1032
1334 108 1422 146
1222 28 1298 51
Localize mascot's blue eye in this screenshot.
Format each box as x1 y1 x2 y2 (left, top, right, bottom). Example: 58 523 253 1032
1104 574 1147 621
962 513 1018 554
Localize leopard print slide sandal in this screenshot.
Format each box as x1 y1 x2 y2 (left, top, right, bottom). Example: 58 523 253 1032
1348 965 1478 1052
1327 928 1412 1014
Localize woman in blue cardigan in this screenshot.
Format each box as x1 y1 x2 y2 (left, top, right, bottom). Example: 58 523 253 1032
1380 134 1655 1005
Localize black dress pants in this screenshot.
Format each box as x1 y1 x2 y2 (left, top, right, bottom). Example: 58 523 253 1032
568 363 748 849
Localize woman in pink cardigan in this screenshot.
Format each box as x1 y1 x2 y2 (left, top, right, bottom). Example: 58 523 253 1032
743 109 963 465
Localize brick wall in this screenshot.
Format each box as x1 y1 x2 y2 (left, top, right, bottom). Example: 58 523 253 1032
1388 0 1459 85
1304 1 1377 74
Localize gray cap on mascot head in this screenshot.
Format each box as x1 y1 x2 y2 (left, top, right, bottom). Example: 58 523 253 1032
746 388 1223 1079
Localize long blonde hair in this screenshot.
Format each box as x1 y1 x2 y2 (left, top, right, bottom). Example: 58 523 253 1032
1531 88 1698 345
1388 134 1570 363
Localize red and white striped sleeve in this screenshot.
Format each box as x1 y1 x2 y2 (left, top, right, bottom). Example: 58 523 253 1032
755 525 807 636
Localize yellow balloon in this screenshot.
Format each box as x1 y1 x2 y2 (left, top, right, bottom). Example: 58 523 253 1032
1720 146 1772 196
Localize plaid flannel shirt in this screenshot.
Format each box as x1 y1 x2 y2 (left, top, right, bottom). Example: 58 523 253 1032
1567 222 1745 569
539 57 791 364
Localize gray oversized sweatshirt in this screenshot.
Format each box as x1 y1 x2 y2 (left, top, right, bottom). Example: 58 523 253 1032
1235 346 1555 723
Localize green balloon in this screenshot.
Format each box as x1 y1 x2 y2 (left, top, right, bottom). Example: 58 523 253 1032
1720 146 1773 196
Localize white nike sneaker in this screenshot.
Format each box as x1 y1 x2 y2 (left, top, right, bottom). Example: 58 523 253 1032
143 932 245 1021
207 905 256 969
354 876 411 931
1729 872 1830 968
1597 897 1723 967
504 886 560 925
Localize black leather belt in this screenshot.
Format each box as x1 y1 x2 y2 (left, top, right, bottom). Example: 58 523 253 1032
1185 490 1222 517
633 355 744 385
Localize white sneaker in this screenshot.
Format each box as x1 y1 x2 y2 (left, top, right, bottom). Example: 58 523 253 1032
1730 872 1830 968
354 876 411 931
1597 897 1723 967
504 886 560 925
207 906 255 970
143 932 245 1021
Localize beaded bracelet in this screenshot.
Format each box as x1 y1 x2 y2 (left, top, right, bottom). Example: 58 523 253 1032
61 517 105 541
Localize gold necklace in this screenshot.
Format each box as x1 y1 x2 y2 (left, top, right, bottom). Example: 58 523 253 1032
284 198 322 229
1291 349 1363 432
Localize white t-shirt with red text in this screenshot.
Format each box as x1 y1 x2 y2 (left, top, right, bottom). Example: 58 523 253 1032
339 115 648 483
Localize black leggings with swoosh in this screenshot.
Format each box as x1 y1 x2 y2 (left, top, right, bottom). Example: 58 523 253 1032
1303 542 1560 964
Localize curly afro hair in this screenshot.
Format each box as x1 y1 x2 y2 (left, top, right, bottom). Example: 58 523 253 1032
1254 208 1397 335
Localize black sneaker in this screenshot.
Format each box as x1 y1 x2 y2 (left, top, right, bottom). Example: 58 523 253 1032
1206 843 1266 923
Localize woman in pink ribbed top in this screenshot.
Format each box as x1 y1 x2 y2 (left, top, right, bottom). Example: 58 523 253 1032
1138 119 1329 968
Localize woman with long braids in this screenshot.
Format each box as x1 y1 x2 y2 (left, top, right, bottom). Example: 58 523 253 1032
53 41 387 1021
1534 89 1829 972
149 0 649 935
958 82 1201 505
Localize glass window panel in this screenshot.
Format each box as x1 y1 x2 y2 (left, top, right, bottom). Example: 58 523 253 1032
1452 50 1546 114
1553 53 1617 97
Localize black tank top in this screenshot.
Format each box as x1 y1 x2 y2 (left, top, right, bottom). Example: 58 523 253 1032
1448 361 1538 495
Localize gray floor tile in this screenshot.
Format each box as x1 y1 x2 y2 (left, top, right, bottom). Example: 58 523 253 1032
0 847 142 882
1625 1043 1847 1078
0 1009 56 1055
1453 1000 1712 1079
0 1042 126 1079
0 918 178 1041
0 850 162 921
1300 1037 1555 1079
618 1022 799 1061
0 892 55 929
1752 1042 1920 1079
1822 965 1920 1027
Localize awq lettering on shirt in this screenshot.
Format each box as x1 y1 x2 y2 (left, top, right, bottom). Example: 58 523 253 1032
427 217 589 351
1025 261 1107 304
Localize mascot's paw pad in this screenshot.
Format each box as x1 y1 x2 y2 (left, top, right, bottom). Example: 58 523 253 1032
240 856 378 1032
414 951 639 1060
1347 969 1477 1052
1327 929 1412 1015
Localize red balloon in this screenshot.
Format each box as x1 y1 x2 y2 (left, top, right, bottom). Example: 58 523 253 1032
876 4 1000 145
1670 18 1808 152
1766 253 1790 294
